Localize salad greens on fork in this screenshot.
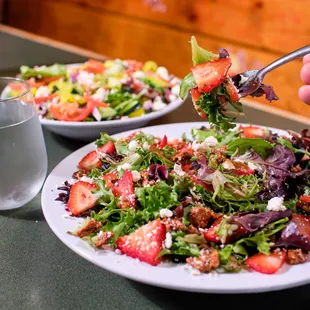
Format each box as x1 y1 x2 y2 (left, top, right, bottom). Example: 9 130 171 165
56 125 310 275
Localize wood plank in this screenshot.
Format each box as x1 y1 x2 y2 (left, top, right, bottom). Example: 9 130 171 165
6 0 310 119
57 0 310 55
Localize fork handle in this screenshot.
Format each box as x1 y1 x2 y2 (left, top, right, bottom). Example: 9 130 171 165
257 45 310 78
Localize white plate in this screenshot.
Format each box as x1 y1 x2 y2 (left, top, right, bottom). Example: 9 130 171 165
41 122 310 293
40 97 184 141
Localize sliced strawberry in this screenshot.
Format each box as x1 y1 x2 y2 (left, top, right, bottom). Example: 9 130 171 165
224 77 240 102
204 216 246 244
239 126 266 138
191 58 232 93
189 175 213 192
291 213 310 239
159 135 168 148
190 87 202 102
67 181 97 216
102 171 118 188
246 250 287 274
190 87 206 118
116 218 166 266
112 170 136 208
299 196 310 204
78 141 116 171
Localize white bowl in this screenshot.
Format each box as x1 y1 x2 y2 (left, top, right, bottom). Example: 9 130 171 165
40 97 184 141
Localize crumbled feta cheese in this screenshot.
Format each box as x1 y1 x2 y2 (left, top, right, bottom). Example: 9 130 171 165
159 208 173 218
174 163 186 177
222 159 235 170
92 106 102 121
156 66 169 81
168 94 177 102
165 232 172 249
171 84 180 95
92 88 108 102
248 162 257 170
128 140 139 152
51 96 59 104
132 71 145 79
35 86 50 98
204 136 218 147
117 163 132 171
121 116 129 120
131 170 141 182
142 142 150 150
77 70 95 87
153 96 167 111
267 197 286 211
80 176 95 183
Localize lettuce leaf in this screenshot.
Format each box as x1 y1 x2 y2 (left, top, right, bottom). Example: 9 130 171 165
20 64 67 79
226 138 274 159
190 36 217 66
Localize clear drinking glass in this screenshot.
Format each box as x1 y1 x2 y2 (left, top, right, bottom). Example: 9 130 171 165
0 77 48 210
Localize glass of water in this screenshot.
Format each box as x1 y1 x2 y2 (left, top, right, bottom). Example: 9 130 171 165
0 77 48 210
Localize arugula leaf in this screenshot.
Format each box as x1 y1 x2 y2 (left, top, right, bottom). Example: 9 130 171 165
226 138 273 159
277 137 310 156
179 72 197 100
191 128 219 142
190 36 217 66
20 64 67 79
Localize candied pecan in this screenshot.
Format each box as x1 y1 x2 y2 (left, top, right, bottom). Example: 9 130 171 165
186 247 220 273
161 218 186 231
208 153 226 168
286 249 308 265
140 170 156 187
72 169 88 179
95 231 114 248
290 165 302 173
187 225 200 234
301 154 310 163
190 206 212 228
76 220 102 237
296 201 310 213
173 149 192 164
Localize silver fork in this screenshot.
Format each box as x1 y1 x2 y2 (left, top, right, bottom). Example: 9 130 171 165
232 45 310 98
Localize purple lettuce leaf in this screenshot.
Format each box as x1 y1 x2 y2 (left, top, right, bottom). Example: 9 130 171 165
148 164 168 181
219 48 230 59
251 83 279 102
228 210 292 233
274 221 310 252
197 156 215 180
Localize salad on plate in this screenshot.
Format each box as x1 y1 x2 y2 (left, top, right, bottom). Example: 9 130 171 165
4 59 181 122
56 125 310 275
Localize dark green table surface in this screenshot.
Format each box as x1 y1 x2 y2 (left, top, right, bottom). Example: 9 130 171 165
0 123 310 310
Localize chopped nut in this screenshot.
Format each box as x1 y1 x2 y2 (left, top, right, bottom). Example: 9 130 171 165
161 218 186 231
76 220 102 237
290 165 302 173
190 206 212 228
95 231 114 248
286 249 308 265
72 169 88 179
186 247 220 273
187 224 199 234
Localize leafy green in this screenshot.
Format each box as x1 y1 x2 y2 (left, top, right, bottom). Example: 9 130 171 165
158 231 201 258
179 72 197 100
277 137 310 157
135 181 179 216
95 132 116 147
20 64 67 79
226 138 273 159
105 90 132 107
191 128 219 142
190 36 217 66
196 90 236 132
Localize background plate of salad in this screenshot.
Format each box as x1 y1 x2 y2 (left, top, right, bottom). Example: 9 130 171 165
2 59 183 140
41 122 310 293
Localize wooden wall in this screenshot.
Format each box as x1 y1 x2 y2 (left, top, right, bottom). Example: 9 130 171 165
5 0 310 119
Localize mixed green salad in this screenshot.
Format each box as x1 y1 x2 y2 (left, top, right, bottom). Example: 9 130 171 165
56 125 310 274
4 59 181 121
